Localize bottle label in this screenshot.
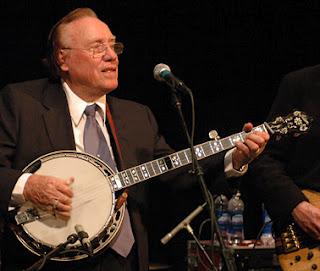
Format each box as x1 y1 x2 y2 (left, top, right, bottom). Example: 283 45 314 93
217 212 229 231
231 214 243 231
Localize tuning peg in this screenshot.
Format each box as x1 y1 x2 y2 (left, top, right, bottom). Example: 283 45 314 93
209 130 220 140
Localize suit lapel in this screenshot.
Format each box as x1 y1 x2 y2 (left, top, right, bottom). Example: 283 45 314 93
41 82 76 150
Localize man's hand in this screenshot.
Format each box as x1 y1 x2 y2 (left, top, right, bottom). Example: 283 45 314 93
23 174 74 220
292 201 320 240
232 122 270 170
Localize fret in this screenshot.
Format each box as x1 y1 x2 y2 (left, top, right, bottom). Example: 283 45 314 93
140 164 150 179
125 169 135 185
253 124 266 133
152 160 161 175
157 158 168 173
178 151 188 165
135 166 144 182
262 124 268 133
108 176 116 189
220 137 233 150
118 173 126 187
185 150 192 162
146 163 155 177
228 136 235 147
165 156 174 169
182 150 190 163
121 171 131 186
110 174 122 190
229 133 242 146
169 153 181 168
202 142 213 157
239 132 245 142
210 140 223 153
208 141 216 154
130 168 139 183
194 145 205 159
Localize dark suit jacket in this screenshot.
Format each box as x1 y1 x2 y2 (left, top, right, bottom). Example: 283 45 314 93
0 78 227 270
247 64 320 234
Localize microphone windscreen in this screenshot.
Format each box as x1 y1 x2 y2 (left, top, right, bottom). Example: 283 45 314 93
153 63 171 81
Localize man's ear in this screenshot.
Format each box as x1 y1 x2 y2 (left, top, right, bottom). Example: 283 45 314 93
57 49 69 72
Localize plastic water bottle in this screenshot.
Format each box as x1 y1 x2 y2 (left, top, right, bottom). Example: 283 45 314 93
260 205 275 247
227 191 244 245
214 194 229 242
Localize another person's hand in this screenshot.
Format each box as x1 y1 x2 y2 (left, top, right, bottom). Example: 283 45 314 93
232 122 270 170
292 201 320 240
23 174 74 220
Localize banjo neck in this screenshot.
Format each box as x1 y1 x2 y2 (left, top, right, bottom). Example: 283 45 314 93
108 109 312 192
109 124 269 192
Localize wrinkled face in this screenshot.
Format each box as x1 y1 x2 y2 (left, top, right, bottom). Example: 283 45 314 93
58 17 119 101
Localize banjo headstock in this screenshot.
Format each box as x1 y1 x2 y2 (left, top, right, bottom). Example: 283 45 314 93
267 110 312 139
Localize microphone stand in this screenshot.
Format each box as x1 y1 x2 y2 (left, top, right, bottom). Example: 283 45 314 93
24 233 79 271
169 86 237 271
161 202 214 269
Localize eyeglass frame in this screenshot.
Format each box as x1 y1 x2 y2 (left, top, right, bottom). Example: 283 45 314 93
61 42 124 58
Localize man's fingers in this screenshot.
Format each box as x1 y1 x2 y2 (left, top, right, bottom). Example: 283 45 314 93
55 200 72 212
246 133 267 146
55 211 72 220
235 142 251 159
56 184 73 199
56 178 74 198
52 192 72 207
242 122 253 132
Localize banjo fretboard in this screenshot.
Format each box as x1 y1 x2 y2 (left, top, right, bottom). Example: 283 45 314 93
109 124 268 191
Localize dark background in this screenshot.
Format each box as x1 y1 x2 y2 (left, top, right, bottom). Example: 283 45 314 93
1 1 320 269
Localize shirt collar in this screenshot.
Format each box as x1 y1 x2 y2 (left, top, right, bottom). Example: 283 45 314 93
62 80 106 126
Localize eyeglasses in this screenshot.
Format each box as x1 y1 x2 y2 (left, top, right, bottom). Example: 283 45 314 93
62 42 124 58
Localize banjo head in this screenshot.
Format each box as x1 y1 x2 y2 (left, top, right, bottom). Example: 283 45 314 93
14 151 125 261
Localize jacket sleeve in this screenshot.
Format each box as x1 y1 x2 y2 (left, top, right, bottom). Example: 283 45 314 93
0 85 23 215
248 72 309 228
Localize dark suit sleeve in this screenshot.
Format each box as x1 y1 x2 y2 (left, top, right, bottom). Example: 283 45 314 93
0 85 23 215
248 72 308 226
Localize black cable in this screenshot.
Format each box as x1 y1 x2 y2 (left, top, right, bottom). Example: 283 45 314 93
198 218 217 271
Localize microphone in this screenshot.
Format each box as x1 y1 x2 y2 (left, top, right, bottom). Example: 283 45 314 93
161 202 206 245
153 63 191 93
75 224 93 255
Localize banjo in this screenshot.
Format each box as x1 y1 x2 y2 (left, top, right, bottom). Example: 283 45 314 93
10 110 311 261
